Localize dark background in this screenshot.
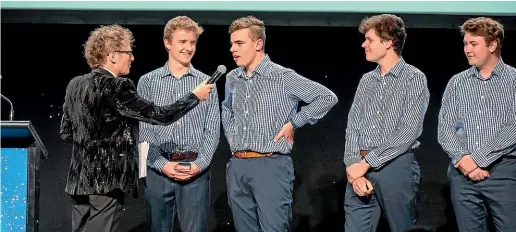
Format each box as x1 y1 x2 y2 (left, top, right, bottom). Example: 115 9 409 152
1 20 515 231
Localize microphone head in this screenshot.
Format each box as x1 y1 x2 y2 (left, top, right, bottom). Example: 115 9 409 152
217 65 227 74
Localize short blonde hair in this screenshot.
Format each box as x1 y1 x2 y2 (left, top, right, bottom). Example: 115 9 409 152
460 17 504 56
229 16 266 45
163 16 204 40
84 24 134 69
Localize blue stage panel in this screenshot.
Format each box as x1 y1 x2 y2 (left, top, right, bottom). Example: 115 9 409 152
1 148 28 232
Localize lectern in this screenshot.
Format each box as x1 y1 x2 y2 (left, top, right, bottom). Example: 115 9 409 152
1 121 48 232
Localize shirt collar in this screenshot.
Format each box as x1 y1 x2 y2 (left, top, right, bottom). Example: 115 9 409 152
468 58 506 80
158 61 198 79
238 54 273 78
374 57 406 79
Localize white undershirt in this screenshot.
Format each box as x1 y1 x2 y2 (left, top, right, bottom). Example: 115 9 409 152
102 67 117 77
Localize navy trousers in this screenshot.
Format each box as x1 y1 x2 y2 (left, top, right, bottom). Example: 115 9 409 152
226 154 295 232
344 151 421 232
144 166 210 232
448 157 516 232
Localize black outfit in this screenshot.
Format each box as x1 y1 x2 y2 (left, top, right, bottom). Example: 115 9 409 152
60 68 200 231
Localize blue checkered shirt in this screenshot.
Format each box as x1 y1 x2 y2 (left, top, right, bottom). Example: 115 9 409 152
438 59 516 168
137 63 220 172
221 54 338 154
344 58 430 169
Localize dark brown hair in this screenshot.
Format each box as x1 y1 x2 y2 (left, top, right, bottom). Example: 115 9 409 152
359 14 407 55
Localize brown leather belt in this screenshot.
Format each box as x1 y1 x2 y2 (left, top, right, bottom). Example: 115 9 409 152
233 151 273 159
167 151 198 161
360 150 369 157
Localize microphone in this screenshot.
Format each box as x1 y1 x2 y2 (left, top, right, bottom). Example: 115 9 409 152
1 94 14 121
207 65 227 84
0 75 14 121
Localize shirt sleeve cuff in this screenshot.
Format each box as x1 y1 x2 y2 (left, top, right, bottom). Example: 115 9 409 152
291 114 308 129
344 155 362 167
290 119 299 129
193 158 209 173
470 148 491 168
364 150 383 169
452 153 465 165
152 156 169 173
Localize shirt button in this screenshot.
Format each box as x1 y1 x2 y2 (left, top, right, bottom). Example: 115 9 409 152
243 127 246 130
245 110 248 114
247 95 250 98
377 111 380 114
481 96 484 99
177 93 181 97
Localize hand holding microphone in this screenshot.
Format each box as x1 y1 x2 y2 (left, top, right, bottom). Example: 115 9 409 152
192 80 215 100
192 65 227 100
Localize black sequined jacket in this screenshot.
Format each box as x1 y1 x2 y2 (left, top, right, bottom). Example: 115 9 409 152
60 68 200 197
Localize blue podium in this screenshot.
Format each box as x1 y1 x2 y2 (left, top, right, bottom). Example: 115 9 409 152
1 121 48 232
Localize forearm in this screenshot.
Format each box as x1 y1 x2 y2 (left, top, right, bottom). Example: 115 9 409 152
194 94 220 172
221 90 236 142
437 76 469 164
147 144 168 173
284 71 338 128
471 122 516 167
119 91 200 125
193 153 214 173
344 138 363 167
365 129 421 169
343 79 365 167
291 94 338 128
343 105 362 167
59 103 73 142
437 125 469 165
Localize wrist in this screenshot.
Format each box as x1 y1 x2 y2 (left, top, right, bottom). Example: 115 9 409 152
191 161 203 173
191 91 201 100
361 159 371 169
160 162 171 173
289 119 298 129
